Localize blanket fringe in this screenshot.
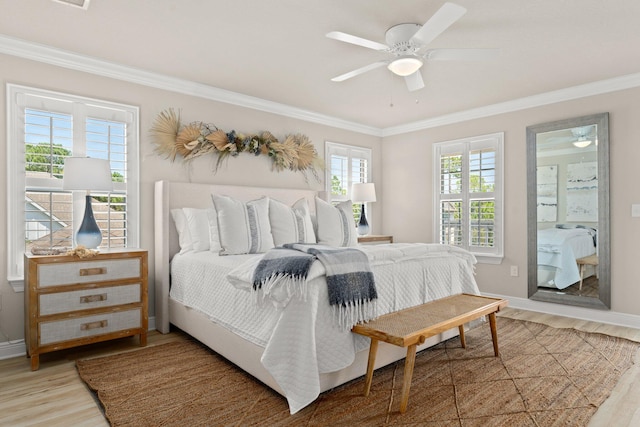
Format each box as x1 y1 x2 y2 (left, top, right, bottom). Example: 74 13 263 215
254 273 309 308
332 299 378 331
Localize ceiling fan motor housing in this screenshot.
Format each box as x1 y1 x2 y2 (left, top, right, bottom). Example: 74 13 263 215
385 23 422 56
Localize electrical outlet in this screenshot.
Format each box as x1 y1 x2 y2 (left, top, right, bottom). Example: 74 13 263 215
510 266 518 277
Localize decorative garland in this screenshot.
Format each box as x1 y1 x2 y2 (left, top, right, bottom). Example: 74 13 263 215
150 109 322 181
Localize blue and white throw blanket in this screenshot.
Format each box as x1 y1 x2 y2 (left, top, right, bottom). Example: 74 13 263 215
253 243 377 329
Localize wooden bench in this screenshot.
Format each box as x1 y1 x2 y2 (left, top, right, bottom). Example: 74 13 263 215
351 293 508 413
576 254 598 290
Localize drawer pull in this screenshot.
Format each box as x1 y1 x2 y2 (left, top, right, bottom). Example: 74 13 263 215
80 294 107 304
79 267 107 276
81 320 108 331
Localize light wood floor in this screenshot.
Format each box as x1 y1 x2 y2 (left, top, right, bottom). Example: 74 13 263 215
1 308 639 427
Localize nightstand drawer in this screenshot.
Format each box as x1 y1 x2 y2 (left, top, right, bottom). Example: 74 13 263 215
37 258 142 287
39 308 142 345
39 283 141 315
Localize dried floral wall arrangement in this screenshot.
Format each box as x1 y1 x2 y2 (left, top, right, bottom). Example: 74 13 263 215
150 109 323 181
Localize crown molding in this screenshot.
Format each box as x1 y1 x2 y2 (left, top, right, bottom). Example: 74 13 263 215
382 72 640 136
0 34 381 137
2 34 640 138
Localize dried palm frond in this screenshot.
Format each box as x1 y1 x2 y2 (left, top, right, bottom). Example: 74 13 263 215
289 134 317 171
150 109 181 160
260 131 278 144
175 123 202 158
206 130 230 151
269 139 296 171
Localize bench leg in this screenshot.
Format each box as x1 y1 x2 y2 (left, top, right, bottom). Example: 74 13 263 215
458 324 466 348
489 312 500 357
400 344 417 413
363 338 379 396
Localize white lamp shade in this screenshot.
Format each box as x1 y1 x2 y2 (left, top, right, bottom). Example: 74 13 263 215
387 56 423 77
63 157 114 192
351 183 377 203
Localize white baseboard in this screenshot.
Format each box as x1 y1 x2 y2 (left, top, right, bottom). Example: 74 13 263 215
0 339 26 360
484 292 640 329
0 316 157 361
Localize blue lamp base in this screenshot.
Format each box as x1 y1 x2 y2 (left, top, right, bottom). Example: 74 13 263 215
357 203 370 236
76 195 102 249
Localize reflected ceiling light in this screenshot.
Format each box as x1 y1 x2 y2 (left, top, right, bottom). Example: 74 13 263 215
387 56 423 76
572 139 592 148
52 0 90 9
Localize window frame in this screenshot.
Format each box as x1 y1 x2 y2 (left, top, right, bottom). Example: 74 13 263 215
6 84 140 290
433 132 504 264
325 142 373 200
325 141 373 222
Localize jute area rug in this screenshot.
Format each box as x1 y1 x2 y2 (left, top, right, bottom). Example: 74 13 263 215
76 317 639 427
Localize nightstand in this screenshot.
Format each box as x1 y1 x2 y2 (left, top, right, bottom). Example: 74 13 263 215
358 235 394 244
24 249 148 370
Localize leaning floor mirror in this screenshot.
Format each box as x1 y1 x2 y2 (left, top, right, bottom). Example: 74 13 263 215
526 112 610 309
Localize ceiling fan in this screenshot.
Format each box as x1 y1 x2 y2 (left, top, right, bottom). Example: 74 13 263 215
326 2 497 92
548 126 596 148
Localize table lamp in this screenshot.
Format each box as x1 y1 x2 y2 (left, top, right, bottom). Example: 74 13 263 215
351 182 377 236
63 157 113 248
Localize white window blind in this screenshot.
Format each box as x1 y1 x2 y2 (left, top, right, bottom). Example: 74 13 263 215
434 133 504 262
7 84 140 286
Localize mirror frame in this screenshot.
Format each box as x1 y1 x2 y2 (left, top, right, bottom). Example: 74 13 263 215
526 113 610 309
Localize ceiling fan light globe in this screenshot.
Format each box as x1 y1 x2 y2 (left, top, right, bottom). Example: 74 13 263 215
388 56 423 76
572 140 592 148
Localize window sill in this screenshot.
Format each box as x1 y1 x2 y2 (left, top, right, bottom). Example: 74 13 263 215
475 255 503 265
8 277 24 293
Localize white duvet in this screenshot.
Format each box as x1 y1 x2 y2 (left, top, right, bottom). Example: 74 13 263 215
170 243 479 414
537 228 596 289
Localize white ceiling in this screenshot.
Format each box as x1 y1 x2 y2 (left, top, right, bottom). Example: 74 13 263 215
2 0 639 130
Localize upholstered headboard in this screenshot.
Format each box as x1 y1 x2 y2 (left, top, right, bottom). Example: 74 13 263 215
153 180 320 333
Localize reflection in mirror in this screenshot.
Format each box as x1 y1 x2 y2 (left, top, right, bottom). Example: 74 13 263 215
526 113 610 309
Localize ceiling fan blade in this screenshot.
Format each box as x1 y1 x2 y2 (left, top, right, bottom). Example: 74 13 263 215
326 31 389 51
331 61 388 82
404 71 425 92
410 2 467 46
424 48 500 61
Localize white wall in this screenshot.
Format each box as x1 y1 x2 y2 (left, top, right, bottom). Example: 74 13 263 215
0 53 382 342
382 88 640 318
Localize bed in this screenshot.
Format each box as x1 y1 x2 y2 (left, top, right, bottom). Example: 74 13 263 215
154 180 481 414
537 226 597 289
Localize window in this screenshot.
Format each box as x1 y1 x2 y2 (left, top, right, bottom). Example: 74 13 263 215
325 142 372 221
7 84 140 288
433 133 503 263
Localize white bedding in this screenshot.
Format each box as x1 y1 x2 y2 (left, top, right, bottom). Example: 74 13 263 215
170 243 479 414
537 227 596 289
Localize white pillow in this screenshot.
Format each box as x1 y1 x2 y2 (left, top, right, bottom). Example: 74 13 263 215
269 198 316 246
212 195 274 255
171 209 193 253
183 207 219 252
206 207 222 254
315 197 358 247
